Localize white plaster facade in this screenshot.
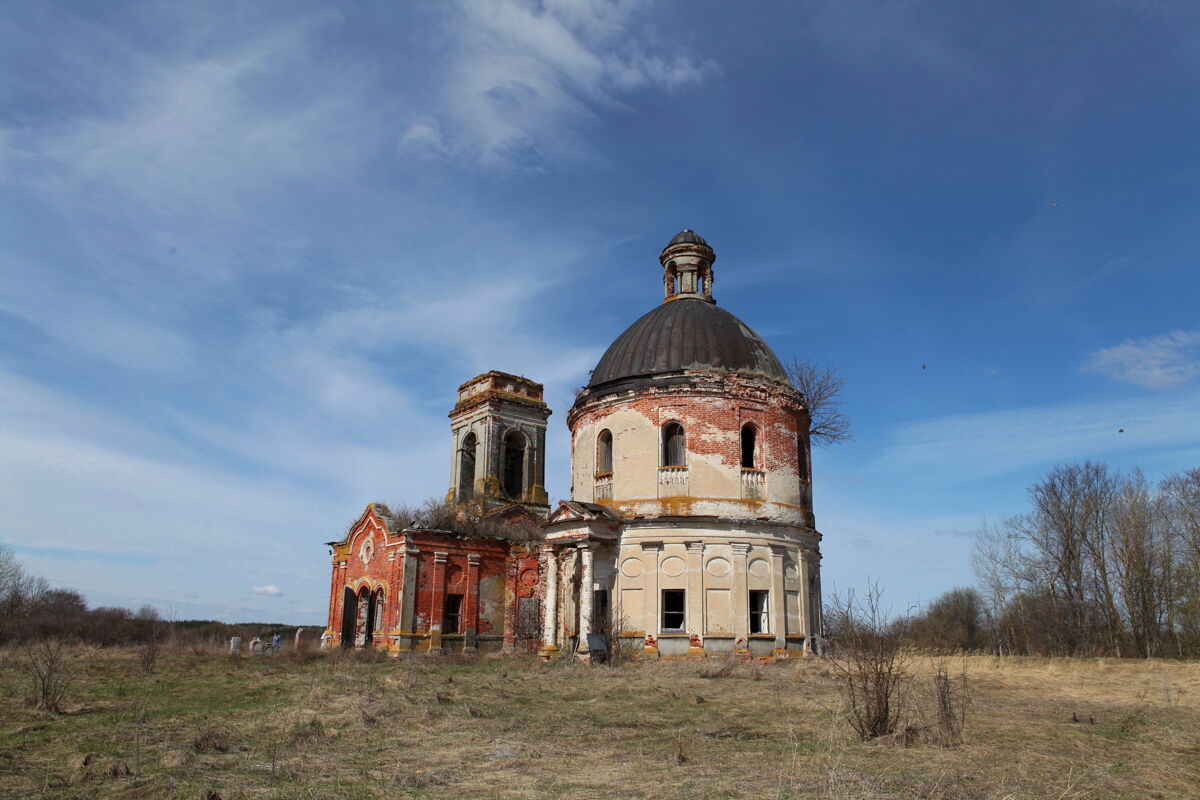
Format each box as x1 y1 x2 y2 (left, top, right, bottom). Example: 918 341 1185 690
540 231 823 659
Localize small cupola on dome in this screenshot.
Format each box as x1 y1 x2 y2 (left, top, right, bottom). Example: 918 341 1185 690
660 229 715 303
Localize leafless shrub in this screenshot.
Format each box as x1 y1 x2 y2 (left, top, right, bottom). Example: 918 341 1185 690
22 638 70 713
383 498 545 542
930 662 967 746
827 584 911 741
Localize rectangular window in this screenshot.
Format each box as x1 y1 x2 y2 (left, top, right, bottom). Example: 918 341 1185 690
749 590 769 634
661 589 685 631
443 594 463 634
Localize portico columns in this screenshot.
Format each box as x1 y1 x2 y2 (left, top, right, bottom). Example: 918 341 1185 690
576 542 594 658
539 545 560 656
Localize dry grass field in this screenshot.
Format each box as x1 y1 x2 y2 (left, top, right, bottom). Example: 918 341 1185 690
1 646 1197 799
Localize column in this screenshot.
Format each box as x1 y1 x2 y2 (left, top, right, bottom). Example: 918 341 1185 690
686 541 705 655
799 549 813 653
731 542 750 654
641 542 661 658
539 545 560 656
428 552 448 654
770 546 787 658
464 553 481 653
576 542 594 658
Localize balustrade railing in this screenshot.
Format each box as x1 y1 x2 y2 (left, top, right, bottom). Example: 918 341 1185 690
741 468 766 499
594 473 613 501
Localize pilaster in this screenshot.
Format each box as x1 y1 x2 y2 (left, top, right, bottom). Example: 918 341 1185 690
770 546 787 658
731 542 750 655
641 542 662 658
428 552 448 655
464 553 481 653
686 541 705 656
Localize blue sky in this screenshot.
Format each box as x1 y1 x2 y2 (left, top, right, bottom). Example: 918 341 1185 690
2 1 1199 623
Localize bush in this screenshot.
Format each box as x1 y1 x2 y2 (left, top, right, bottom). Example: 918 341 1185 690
828 585 912 741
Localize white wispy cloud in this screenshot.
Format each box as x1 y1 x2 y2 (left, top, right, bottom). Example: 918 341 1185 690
400 0 715 167
1082 329 1200 390
874 386 1200 481
252 585 282 596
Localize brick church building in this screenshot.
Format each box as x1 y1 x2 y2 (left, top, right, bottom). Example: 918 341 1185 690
324 231 824 657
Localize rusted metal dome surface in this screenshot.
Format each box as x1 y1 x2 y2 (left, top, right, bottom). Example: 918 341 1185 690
588 297 788 387
664 228 709 248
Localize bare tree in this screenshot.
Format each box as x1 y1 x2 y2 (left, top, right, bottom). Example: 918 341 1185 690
786 358 851 446
827 583 911 740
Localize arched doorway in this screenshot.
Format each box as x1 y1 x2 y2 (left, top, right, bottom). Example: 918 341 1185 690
355 586 371 646
340 587 357 648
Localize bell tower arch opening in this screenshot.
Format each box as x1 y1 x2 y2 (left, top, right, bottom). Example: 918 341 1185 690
457 432 477 502
447 371 551 516
502 430 527 499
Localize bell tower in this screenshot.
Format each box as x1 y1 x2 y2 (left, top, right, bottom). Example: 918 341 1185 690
447 371 551 518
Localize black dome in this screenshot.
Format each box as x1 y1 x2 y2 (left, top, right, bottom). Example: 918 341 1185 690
588 297 789 387
665 229 708 248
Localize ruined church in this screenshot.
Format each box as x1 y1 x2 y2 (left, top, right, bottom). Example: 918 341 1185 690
324 230 823 658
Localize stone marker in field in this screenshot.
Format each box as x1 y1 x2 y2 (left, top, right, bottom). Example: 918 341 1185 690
229 636 241 655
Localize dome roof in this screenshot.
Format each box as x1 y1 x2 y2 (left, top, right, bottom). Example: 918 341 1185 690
665 229 708 248
588 297 789 387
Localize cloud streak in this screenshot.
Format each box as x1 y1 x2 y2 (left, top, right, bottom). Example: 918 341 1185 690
874 386 1200 482
400 0 715 167
1083 329 1200 390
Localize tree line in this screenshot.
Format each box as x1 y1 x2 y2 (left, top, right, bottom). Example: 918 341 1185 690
897 462 1200 658
0 544 299 647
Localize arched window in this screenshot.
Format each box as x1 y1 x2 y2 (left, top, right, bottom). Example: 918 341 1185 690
373 590 384 632
741 424 757 468
662 422 686 467
596 429 613 475
458 432 477 502
503 430 527 498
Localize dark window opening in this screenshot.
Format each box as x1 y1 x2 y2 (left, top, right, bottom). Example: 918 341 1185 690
592 589 610 632
443 594 463 634
741 424 757 468
662 422 686 467
749 590 769 634
797 434 809 481
458 432 477 501
503 431 526 499
661 589 685 631
596 430 613 475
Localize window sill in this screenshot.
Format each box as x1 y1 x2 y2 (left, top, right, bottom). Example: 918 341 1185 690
656 632 689 638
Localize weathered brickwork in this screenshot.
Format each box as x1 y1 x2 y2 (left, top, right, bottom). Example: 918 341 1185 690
324 504 543 653
567 370 814 526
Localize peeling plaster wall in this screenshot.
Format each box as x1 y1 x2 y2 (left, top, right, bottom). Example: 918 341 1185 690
567 371 813 527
